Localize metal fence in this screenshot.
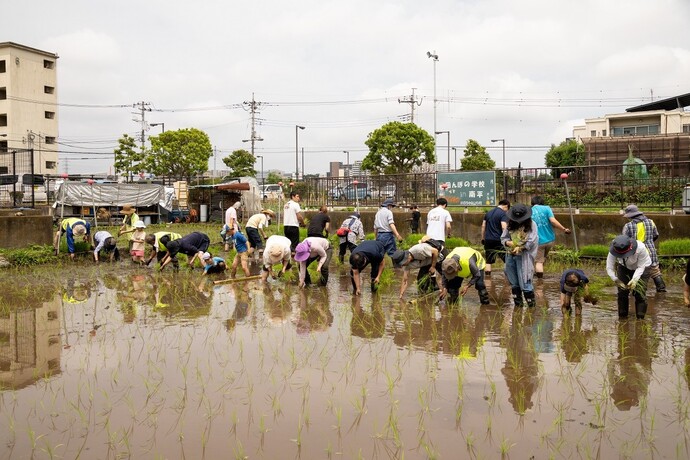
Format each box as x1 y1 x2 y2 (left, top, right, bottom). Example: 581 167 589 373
297 160 690 210
0 148 39 208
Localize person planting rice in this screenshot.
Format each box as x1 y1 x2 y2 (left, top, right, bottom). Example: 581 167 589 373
684 258 690 308
501 203 539 308
261 235 293 282
117 204 140 251
349 240 387 295
160 232 210 270
622 204 666 292
295 237 332 287
228 226 250 277
145 231 182 266
391 236 445 300
200 252 227 275
337 212 365 263
606 235 652 320
559 269 596 316
92 230 120 262
130 220 147 264
440 247 490 305
54 217 92 260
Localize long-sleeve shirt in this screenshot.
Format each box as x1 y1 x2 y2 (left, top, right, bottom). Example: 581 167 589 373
299 237 330 284
623 217 659 265
93 231 114 256
606 244 651 281
338 216 365 245
501 222 539 284
61 218 91 254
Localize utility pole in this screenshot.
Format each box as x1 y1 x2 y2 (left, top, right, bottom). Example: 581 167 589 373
132 101 151 150
398 88 422 124
243 93 263 157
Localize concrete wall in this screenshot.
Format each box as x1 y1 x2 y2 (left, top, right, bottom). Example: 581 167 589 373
306 210 690 247
0 215 53 248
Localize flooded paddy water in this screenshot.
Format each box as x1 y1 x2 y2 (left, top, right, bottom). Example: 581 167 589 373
1 261 690 459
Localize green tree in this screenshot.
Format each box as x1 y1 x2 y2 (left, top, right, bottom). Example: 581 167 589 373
460 139 495 171
145 128 212 180
113 134 144 182
544 139 585 177
361 122 435 174
266 171 284 184
222 149 256 177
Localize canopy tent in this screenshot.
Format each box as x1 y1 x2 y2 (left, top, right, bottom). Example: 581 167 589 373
53 182 167 225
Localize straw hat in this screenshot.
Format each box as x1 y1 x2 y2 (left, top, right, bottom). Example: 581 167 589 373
262 209 276 218
121 204 136 215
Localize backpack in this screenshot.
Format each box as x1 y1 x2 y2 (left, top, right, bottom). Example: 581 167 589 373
337 217 357 237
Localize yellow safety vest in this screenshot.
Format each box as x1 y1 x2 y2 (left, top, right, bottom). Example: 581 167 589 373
154 231 181 251
61 217 86 231
446 247 486 278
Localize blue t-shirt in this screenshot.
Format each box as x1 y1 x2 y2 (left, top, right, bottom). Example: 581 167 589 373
204 257 226 273
232 231 249 253
483 207 508 241
531 204 555 245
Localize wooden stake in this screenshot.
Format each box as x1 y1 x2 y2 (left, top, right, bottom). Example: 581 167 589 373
213 275 262 285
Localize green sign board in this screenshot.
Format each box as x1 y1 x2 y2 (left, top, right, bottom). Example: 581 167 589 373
437 171 496 207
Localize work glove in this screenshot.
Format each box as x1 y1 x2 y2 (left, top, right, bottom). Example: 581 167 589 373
627 278 639 290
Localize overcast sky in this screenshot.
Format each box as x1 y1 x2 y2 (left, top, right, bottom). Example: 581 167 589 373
5 0 690 175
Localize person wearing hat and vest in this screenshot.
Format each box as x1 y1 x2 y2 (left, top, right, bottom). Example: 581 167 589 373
145 231 182 266
55 217 92 260
261 235 293 281
200 252 227 275
337 212 365 263
374 198 403 256
440 247 490 305
160 232 210 270
117 204 140 251
92 230 120 262
295 237 332 288
245 209 275 259
349 240 387 295
622 204 666 292
606 235 652 319
391 236 445 299
501 203 539 307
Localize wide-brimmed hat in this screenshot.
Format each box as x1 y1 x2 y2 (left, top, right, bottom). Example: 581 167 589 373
268 245 284 263
121 204 136 215
261 209 276 218
442 256 460 279
232 201 242 209
391 250 409 268
134 220 146 229
609 235 637 259
507 203 532 223
294 241 312 262
381 198 397 208
418 235 432 244
623 204 643 219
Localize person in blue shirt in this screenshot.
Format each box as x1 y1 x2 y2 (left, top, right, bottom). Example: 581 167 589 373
530 196 571 278
481 199 510 276
201 252 227 275
54 217 92 260
349 240 387 295
228 227 250 277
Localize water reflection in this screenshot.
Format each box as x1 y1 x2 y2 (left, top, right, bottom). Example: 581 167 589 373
294 289 333 334
607 320 657 411
560 316 596 363
501 309 540 414
351 295 385 339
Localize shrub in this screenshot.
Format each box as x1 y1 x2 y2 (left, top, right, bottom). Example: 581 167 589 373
658 238 690 256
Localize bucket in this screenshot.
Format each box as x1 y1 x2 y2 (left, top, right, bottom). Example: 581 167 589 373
143 216 152 226
200 204 208 222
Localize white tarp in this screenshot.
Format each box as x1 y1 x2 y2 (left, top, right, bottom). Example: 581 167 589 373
54 182 166 208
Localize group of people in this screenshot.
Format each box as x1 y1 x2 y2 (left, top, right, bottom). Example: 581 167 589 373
54 194 680 321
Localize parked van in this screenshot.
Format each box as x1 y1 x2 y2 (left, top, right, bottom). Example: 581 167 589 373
260 184 284 200
0 173 47 205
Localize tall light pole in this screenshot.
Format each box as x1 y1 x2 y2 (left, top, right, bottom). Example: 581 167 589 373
427 51 439 167
242 136 263 158
256 155 264 189
150 122 165 133
343 150 349 177
452 147 458 171
295 125 305 180
435 130 450 171
491 138 506 170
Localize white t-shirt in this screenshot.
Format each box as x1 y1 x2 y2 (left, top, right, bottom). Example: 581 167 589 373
426 206 452 241
263 235 292 266
283 200 301 227
225 206 239 230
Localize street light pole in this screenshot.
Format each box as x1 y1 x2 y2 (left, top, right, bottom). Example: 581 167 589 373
295 125 305 181
491 138 505 170
452 147 458 171
256 155 264 189
343 150 349 177
427 51 439 167
150 122 165 133
435 131 450 171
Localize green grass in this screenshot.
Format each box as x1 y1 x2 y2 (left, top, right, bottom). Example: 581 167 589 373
658 238 690 255
578 244 610 258
0 245 59 266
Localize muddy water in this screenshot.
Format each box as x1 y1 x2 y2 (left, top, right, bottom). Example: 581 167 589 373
1 263 689 459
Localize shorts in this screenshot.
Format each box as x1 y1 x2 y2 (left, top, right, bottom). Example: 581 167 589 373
536 241 555 264
483 239 505 264
246 227 263 249
130 249 144 257
235 252 248 263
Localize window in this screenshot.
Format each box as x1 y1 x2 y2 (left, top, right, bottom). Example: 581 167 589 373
0 114 6 126
683 124 690 134
590 130 596 137
602 129 607 136
0 167 8 174
611 124 660 137
0 141 7 152
45 136 56 144
44 86 54 94
45 161 57 170
0 60 5 73
0 87 5 100
43 60 54 69
45 111 55 119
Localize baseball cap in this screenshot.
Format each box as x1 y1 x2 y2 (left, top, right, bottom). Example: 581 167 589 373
202 252 211 260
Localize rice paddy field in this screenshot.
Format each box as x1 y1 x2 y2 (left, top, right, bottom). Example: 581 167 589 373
1 260 690 459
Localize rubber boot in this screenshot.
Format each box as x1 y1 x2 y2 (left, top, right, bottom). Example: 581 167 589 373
478 288 490 305
524 290 536 308
653 276 667 293
617 290 629 319
635 298 647 319
511 286 524 307
535 272 544 279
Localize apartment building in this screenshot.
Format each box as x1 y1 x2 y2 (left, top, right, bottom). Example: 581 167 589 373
0 42 59 175
573 93 690 177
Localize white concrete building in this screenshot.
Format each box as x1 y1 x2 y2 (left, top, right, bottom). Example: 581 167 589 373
0 42 59 175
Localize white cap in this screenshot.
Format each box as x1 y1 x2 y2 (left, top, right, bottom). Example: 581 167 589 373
134 221 146 229
202 252 211 260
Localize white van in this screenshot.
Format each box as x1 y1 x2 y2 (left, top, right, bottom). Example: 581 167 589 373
260 184 284 200
0 173 47 205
